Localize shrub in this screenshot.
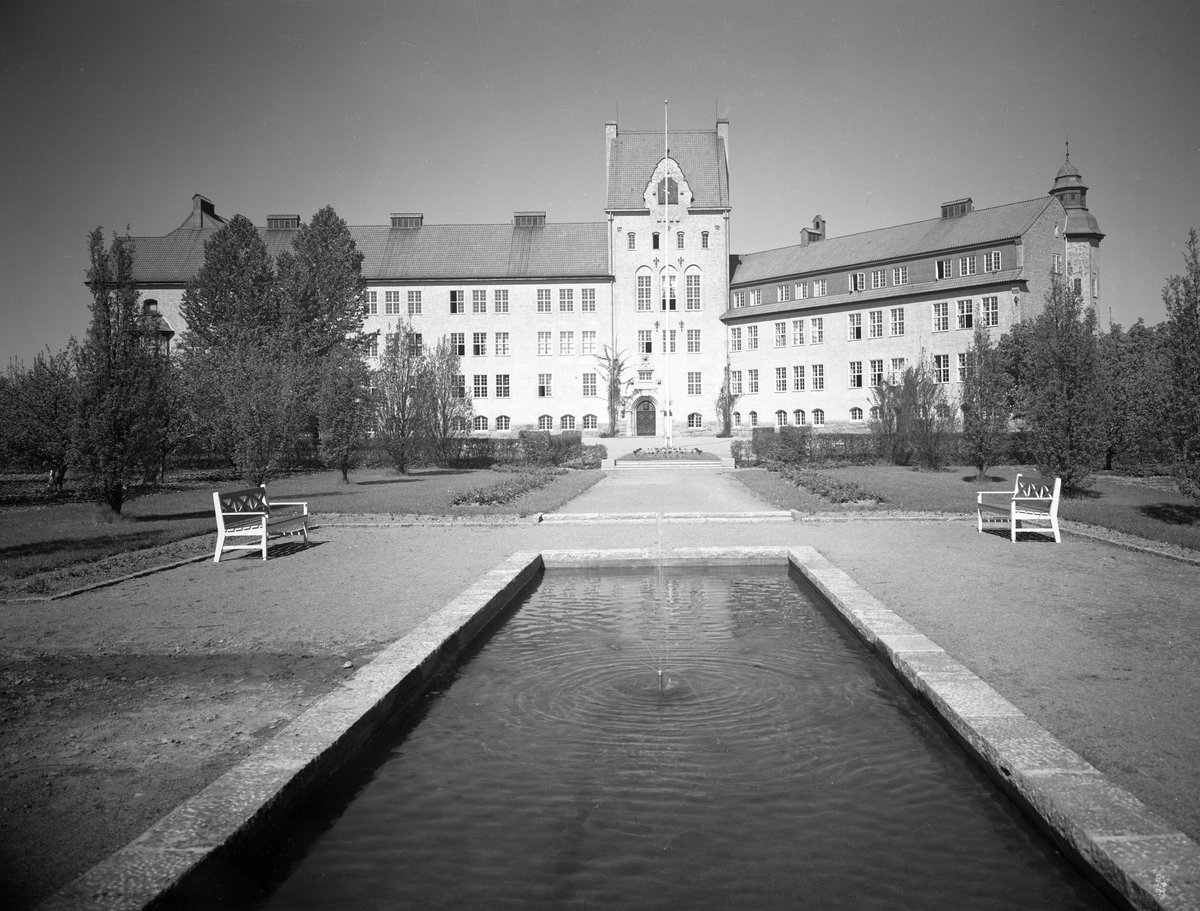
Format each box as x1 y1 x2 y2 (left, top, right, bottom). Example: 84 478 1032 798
730 439 752 467
450 469 558 506
778 465 885 504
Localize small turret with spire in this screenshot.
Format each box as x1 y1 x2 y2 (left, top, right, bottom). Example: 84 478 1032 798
1049 142 1103 240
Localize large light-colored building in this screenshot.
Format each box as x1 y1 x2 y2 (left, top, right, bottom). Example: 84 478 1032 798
126 124 1100 438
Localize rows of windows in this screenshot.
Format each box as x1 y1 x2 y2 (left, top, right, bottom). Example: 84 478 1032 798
464 414 601 433
633 269 704 311
627 230 712 251
367 287 601 316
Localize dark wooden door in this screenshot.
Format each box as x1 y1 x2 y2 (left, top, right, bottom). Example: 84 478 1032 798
636 401 656 436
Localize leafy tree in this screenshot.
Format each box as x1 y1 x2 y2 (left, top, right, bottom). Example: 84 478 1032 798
0 345 80 490
868 377 910 465
374 324 426 474
596 345 633 436
1012 280 1106 492
74 230 170 513
317 344 372 482
1162 229 1200 500
1097 319 1172 470
960 325 1012 481
422 335 474 466
715 365 738 437
868 360 954 468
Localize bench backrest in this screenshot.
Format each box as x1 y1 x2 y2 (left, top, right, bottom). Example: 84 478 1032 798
215 486 270 518
1016 476 1058 499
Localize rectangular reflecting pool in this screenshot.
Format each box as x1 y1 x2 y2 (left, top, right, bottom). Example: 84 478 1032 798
239 566 1115 910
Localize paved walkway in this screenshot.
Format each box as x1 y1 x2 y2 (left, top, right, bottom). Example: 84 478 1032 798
552 467 773 514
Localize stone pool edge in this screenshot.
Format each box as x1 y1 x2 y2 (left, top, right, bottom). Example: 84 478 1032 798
41 546 1200 911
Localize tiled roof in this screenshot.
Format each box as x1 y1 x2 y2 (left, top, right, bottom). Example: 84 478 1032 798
606 130 729 210
721 269 1024 322
730 197 1057 287
129 222 610 284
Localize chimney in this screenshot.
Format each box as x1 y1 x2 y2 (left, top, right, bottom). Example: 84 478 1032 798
605 121 618 202
190 194 218 229
716 118 729 163
391 213 424 228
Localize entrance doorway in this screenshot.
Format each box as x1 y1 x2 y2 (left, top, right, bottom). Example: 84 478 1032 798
635 400 656 436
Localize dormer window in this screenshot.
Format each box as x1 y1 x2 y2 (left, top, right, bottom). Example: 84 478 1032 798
267 215 300 230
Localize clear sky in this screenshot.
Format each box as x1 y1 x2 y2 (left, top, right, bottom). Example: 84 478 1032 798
3 0 1198 368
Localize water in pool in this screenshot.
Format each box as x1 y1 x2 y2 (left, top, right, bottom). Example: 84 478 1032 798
247 567 1115 910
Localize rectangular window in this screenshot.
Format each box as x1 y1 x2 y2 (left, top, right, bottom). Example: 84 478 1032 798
890 358 906 377
494 290 508 313
933 302 950 332
538 373 553 397
871 270 886 290
810 317 824 344
668 329 677 354
936 259 952 280
453 374 466 399
747 369 759 394
957 299 974 329
813 279 827 297
848 313 862 340
537 289 552 313
364 291 378 315
959 256 977 276
473 374 488 398
934 355 950 384
496 375 510 398
730 327 742 352
984 251 1002 272
495 332 510 356
792 319 804 346
450 332 465 356
560 331 574 355
628 232 636 251
638 329 652 354
849 361 863 388
687 329 701 353
582 288 596 312
450 290 465 314
385 290 401 315
473 289 487 313
775 366 787 393
686 274 701 310
890 307 905 336
775 321 787 348
793 365 805 391
812 364 824 391
777 284 791 302
982 295 999 327
637 275 652 311
958 353 969 383
473 332 487 356
868 310 883 339
537 331 551 355
677 231 685 250
662 272 677 311
1052 254 1063 275
870 359 884 386
582 373 597 397
850 272 865 292
732 291 745 309
892 266 908 286
701 231 709 249
582 330 596 355
559 288 573 312
365 334 378 357
796 282 808 299
639 370 653 382
747 325 758 350
749 289 762 306
408 333 423 357
688 371 701 395
731 370 742 396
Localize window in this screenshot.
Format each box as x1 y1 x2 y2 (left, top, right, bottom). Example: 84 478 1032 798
850 407 864 422
870 406 881 421
582 330 596 355
628 232 636 251
775 367 787 392
406 291 421 315
731 370 743 395
583 414 597 430
871 270 886 290
812 408 825 426
661 270 677 310
473 375 488 398
1092 273 1098 298
1073 277 1083 295
777 284 792 302
473 416 488 431
890 357 906 376
850 272 865 292
701 231 709 249
638 329 652 354
473 289 487 313
870 359 883 387
408 333 423 357
933 355 950 384
957 299 974 330
933 302 950 332
496 374 510 398
749 289 762 306
688 412 703 428
450 290 465 314
385 290 401 315
652 232 660 250
890 307 905 336
539 414 553 430
560 289 573 312
812 364 825 391
936 259 952 280
792 319 804 346
451 416 468 431
637 273 653 311
560 331 574 356
496 415 510 431
385 331 397 352
749 411 758 427
1052 254 1063 274
849 361 863 388
494 290 508 313
677 231 684 250
537 289 552 313
495 332 510 356
848 313 862 340
984 250 1002 273
364 290 377 315
958 352 970 383
582 288 596 312
892 266 908 286
453 374 466 398
450 332 465 356
981 295 999 327
733 291 745 309
536 331 551 355
561 415 575 430
794 409 806 425
747 325 758 350
793 365 805 391
959 256 977 277
775 322 787 348
869 310 883 339
668 329 677 354
365 334 378 357
687 372 702 395
538 374 553 397
582 373 597 397
687 329 701 353
733 411 741 427
775 410 788 428
796 282 808 300
638 369 653 383
473 332 487 356
810 317 824 344
730 327 742 352
686 273 701 310
748 369 759 394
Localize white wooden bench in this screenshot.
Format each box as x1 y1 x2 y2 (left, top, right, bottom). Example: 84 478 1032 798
977 473 1062 543
212 485 309 563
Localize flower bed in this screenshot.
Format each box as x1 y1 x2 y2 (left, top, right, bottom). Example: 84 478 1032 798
618 447 719 462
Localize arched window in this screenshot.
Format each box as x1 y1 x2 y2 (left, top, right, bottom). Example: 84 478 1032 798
583 414 597 430
561 415 576 430
733 411 741 427
701 231 710 249
775 409 788 427
676 231 685 250
661 266 677 311
473 415 489 431
538 415 553 431
688 412 702 428
812 408 825 426
850 407 864 422
627 232 636 251
749 411 758 426
636 266 653 312
496 415 511 431
794 409 805 425
450 416 468 432
869 406 881 421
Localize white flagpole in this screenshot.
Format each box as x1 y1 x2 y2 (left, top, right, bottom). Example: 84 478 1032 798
663 99 672 447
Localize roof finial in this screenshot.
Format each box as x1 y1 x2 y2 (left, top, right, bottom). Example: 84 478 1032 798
1065 134 1070 161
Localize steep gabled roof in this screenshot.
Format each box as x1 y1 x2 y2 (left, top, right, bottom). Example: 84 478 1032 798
606 129 729 210
731 196 1057 287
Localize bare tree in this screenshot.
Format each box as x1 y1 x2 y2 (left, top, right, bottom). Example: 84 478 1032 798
596 345 633 436
422 335 474 466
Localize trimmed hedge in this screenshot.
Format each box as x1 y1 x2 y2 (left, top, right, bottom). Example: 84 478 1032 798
735 428 876 467
449 432 604 470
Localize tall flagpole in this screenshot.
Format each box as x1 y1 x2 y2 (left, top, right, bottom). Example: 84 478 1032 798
663 99 672 448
